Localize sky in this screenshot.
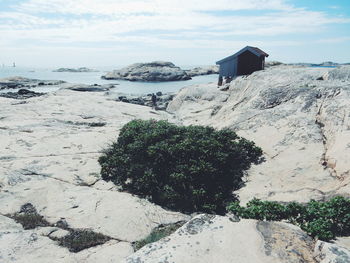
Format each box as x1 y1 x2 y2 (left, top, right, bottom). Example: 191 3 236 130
0 0 349 67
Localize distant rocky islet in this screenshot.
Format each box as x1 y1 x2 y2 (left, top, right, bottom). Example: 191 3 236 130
53 67 99 73
101 61 218 81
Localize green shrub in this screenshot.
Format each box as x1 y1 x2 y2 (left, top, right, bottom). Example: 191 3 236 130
10 203 50 230
227 196 350 241
53 229 111 253
99 119 262 214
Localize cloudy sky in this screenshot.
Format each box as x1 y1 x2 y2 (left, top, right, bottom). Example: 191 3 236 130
1 0 349 67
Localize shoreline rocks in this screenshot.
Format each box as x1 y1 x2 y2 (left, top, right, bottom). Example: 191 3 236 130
0 89 45 99
101 61 191 81
114 92 175 110
0 76 65 90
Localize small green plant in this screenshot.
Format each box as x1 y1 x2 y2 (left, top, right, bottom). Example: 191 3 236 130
10 203 49 229
99 119 262 214
227 196 350 241
53 229 111 253
134 222 185 251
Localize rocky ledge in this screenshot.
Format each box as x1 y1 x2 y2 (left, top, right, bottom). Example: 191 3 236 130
53 67 98 73
101 61 191 81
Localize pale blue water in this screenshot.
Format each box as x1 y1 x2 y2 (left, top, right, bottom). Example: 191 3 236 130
0 66 218 95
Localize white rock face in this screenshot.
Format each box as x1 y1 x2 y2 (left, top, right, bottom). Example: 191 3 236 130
168 65 350 204
0 215 134 263
125 214 317 263
0 88 189 261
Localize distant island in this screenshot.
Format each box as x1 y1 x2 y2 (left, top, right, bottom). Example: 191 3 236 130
53 67 98 73
289 61 350 67
101 61 218 82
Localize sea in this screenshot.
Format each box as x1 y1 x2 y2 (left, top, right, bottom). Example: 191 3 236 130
0 66 218 95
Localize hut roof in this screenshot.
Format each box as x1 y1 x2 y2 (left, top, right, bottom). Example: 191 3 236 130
216 46 269 65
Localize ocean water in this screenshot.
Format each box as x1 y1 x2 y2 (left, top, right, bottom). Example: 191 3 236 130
0 66 218 95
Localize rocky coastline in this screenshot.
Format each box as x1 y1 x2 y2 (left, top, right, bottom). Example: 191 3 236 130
1 65 350 262
0 76 174 109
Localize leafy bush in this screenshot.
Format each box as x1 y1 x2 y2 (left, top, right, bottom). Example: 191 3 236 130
227 196 350 241
99 119 262 214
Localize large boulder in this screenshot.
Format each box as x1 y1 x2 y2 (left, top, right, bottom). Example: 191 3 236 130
101 61 191 81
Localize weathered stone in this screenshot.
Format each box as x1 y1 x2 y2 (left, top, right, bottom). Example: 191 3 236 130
0 88 189 261
167 65 350 204
125 214 316 263
314 240 350 263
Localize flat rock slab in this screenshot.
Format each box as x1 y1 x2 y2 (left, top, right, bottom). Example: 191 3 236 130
0 88 189 261
0 215 134 263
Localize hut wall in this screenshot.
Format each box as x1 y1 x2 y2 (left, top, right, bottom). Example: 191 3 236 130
219 58 237 77
237 51 262 75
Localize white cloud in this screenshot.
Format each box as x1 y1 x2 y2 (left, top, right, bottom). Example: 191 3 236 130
16 0 292 15
1 0 349 66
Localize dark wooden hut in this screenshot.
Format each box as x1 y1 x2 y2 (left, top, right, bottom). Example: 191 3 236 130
216 46 269 86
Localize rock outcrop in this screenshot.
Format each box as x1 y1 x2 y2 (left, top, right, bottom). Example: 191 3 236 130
167 65 350 204
185 65 219 77
126 214 350 263
0 88 189 262
53 67 98 73
101 61 191 81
